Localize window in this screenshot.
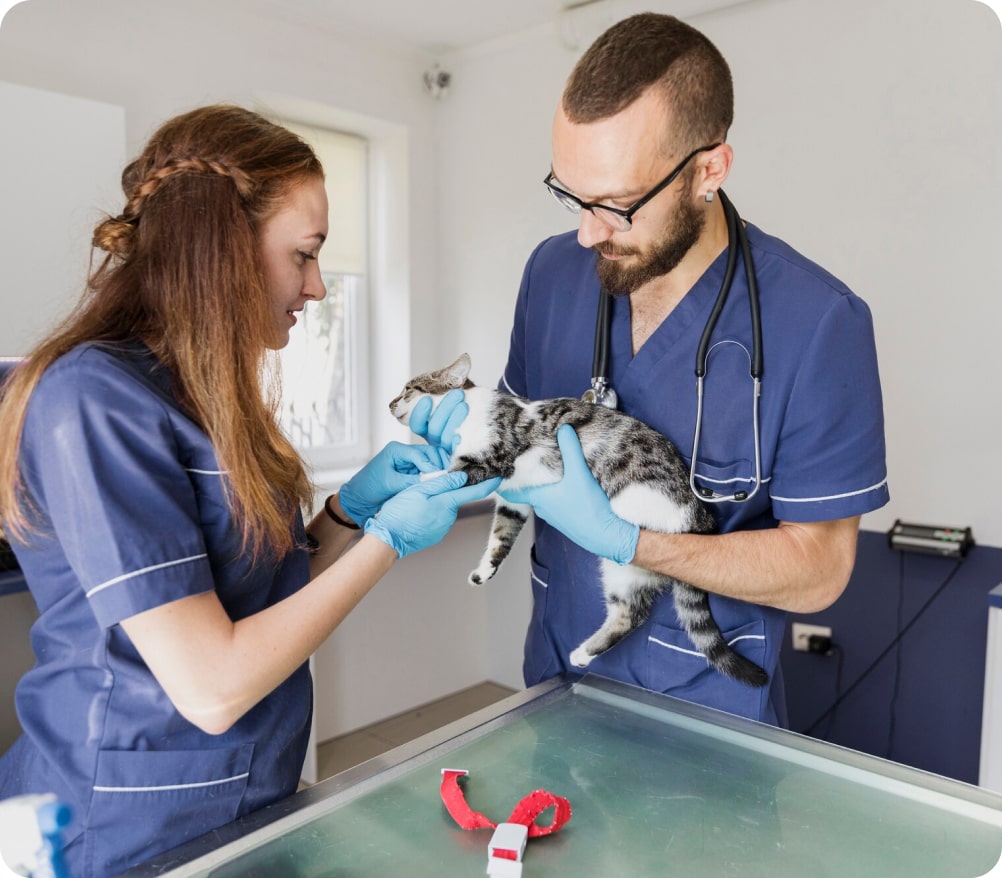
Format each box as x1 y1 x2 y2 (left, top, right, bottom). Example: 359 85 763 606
276 121 369 473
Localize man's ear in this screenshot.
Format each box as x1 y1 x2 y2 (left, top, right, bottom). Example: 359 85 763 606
699 143 733 199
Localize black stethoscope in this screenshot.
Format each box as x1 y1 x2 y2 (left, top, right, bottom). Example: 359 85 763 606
583 189 763 504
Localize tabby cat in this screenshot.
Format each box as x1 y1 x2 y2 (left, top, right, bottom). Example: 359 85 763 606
389 353 768 688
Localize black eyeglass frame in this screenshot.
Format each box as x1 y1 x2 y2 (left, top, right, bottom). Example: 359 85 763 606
543 143 722 231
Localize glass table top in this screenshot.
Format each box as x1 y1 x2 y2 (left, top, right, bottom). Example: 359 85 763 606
120 676 1002 877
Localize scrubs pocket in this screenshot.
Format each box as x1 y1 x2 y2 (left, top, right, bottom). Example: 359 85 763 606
523 549 559 685
87 742 254 876
689 459 757 501
647 620 767 720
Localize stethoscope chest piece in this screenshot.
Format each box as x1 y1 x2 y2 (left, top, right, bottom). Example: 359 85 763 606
582 378 618 409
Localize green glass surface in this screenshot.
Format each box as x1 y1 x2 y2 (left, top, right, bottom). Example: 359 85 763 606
192 682 1002 878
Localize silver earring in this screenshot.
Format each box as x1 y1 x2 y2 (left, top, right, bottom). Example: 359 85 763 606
705 190 715 204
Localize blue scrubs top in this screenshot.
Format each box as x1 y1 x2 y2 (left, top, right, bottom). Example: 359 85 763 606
502 227 889 725
0 342 312 877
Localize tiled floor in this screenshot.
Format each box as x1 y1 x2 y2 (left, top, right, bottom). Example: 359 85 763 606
315 681 516 781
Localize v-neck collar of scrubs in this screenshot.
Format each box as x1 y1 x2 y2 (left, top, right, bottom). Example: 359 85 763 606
607 232 738 401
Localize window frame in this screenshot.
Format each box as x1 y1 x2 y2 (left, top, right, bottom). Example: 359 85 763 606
273 118 373 475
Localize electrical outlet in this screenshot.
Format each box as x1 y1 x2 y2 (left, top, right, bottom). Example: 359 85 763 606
791 622 832 652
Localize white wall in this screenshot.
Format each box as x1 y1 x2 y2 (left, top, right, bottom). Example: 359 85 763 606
313 511 531 737
435 0 1002 556
2 0 1001 742
0 82 124 353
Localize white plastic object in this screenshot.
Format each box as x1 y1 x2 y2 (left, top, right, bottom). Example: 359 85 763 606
487 822 528 876
0 794 72 878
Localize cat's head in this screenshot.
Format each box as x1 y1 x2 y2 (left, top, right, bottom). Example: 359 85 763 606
389 353 474 425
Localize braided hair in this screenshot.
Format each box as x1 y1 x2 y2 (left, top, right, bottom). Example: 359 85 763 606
0 105 323 558
93 155 255 259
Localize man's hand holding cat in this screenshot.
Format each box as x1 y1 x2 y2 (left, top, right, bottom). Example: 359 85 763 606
339 441 452 525
364 472 502 558
408 388 468 453
499 424 640 566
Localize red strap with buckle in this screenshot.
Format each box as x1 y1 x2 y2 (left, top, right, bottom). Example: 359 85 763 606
439 769 572 838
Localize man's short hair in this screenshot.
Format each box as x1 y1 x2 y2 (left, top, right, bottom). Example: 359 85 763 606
563 13 734 154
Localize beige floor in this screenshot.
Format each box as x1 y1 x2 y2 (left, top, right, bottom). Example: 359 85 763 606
315 681 516 781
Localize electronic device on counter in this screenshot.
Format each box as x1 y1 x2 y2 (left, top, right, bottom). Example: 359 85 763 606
887 520 975 559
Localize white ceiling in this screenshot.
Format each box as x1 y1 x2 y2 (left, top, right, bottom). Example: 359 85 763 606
239 0 568 54
239 0 752 56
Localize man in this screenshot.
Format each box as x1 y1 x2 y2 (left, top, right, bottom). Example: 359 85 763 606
495 13 889 725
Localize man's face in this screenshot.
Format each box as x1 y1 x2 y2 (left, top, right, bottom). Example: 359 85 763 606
550 90 705 295
592 182 704 295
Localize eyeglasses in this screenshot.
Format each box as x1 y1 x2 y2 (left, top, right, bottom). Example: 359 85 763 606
543 143 721 232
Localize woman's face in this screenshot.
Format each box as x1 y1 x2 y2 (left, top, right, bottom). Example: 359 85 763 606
257 176 330 349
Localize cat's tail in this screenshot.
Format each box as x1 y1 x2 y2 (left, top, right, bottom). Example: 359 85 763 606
706 642 770 688
673 583 769 688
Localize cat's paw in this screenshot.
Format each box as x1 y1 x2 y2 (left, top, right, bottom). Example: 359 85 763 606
467 564 497 587
569 646 595 668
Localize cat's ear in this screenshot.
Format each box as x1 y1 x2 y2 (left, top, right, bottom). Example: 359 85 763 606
442 353 472 388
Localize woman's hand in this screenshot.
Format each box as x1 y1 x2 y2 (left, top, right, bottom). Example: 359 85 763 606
408 389 468 453
364 471 501 558
338 441 451 526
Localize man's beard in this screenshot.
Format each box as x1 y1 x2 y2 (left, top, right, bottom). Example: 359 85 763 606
594 196 705 295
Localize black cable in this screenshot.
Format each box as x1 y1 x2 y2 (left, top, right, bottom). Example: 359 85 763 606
804 556 964 737
885 550 906 758
812 642 844 740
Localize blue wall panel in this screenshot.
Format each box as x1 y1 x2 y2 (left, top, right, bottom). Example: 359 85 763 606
782 529 1002 784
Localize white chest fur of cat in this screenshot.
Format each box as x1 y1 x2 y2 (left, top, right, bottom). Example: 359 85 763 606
389 353 768 688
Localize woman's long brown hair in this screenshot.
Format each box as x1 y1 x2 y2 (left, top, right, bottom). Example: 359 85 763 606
0 105 322 559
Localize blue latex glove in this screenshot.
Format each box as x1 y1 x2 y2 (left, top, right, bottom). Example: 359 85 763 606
498 424 639 565
408 388 468 453
338 441 451 526
364 471 502 558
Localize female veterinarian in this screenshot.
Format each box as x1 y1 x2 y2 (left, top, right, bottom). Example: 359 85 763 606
0 105 492 878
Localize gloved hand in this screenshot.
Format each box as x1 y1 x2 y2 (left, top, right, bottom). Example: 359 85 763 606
498 424 639 565
408 388 468 453
338 441 452 526
364 471 502 559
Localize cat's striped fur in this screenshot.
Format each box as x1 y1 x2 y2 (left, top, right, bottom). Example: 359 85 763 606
389 354 768 688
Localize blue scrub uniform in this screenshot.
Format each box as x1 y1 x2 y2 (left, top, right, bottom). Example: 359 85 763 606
502 227 889 725
0 342 312 877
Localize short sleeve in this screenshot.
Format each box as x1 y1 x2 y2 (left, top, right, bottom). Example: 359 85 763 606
499 239 550 397
21 350 216 627
769 294 890 521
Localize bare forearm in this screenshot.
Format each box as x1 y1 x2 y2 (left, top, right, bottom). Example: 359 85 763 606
221 535 396 711
122 533 397 734
631 516 860 614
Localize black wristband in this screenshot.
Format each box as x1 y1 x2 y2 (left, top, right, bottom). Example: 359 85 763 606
305 531 320 555
325 493 360 530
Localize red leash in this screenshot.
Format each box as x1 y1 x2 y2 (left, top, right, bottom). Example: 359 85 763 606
439 768 572 837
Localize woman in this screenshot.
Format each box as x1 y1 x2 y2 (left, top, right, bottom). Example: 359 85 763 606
0 105 495 877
